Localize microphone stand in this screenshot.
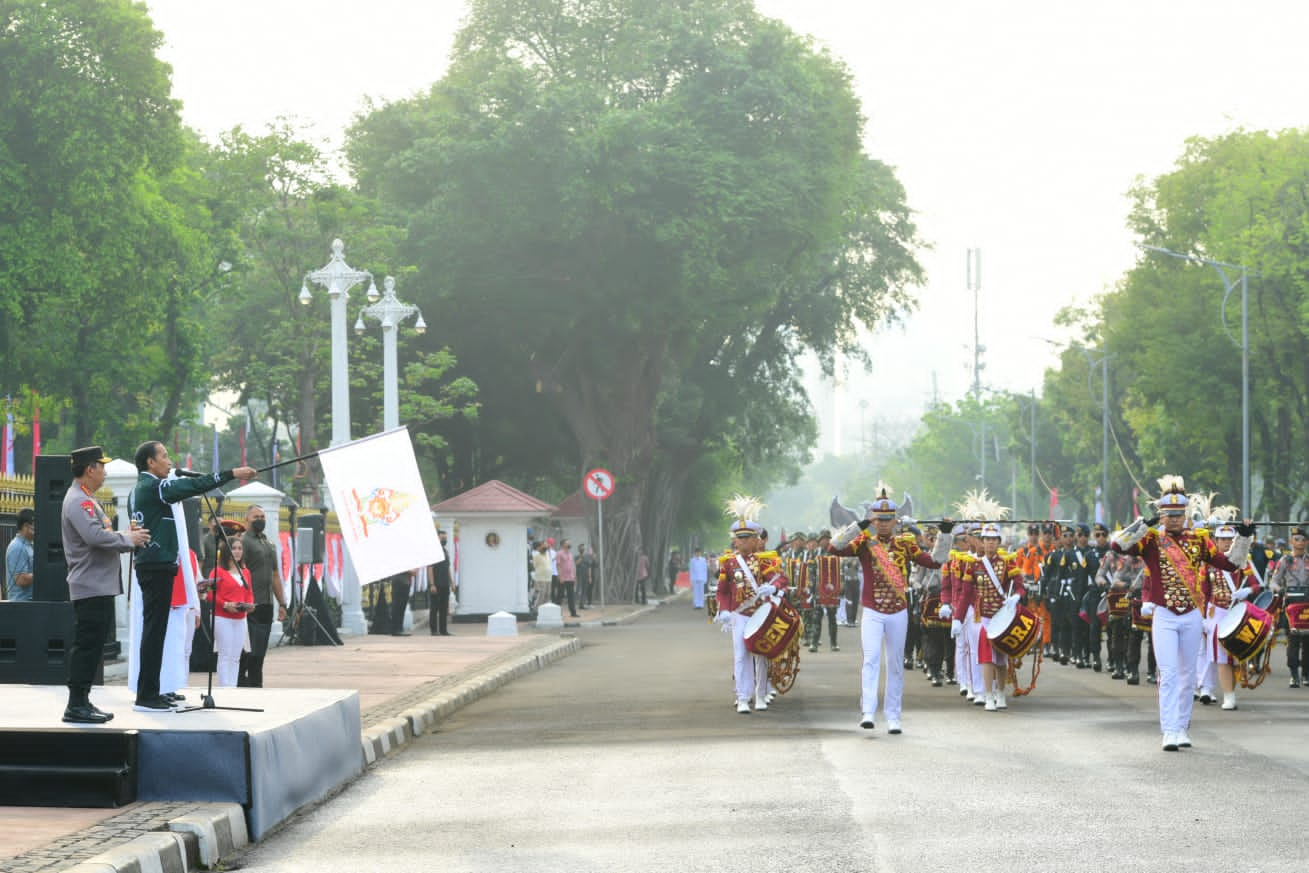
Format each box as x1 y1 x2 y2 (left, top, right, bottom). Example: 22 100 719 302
177 488 262 714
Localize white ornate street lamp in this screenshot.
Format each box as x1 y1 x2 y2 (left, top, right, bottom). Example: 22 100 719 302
300 238 378 634
300 239 378 447
354 276 426 430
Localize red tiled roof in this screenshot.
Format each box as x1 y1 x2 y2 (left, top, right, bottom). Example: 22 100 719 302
552 490 588 518
431 480 555 514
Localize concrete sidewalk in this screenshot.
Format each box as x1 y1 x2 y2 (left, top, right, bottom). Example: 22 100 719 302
2 594 679 873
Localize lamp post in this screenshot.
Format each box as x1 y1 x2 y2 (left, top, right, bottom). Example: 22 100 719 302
355 277 426 430
300 239 378 447
1142 244 1250 516
300 239 378 635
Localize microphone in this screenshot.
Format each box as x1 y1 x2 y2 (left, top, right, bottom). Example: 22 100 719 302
173 467 208 478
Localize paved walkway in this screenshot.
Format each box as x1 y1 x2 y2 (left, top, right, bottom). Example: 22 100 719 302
0 595 678 873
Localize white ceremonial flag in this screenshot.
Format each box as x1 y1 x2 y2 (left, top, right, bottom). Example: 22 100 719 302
317 427 445 585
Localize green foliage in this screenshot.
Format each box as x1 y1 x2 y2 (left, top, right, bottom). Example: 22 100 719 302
0 0 208 450
346 0 923 575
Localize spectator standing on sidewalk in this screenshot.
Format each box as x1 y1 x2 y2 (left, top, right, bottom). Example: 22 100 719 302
429 527 454 635
689 546 709 609
531 540 552 611
635 549 650 604
5 507 35 601
576 544 598 609
665 548 682 597
557 539 579 617
547 537 561 605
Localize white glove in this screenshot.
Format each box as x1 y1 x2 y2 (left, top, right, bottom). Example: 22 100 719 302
1005 594 1021 608
950 619 963 639
756 584 777 598
713 609 732 625
1233 587 1252 602
938 603 953 620
1140 602 1156 618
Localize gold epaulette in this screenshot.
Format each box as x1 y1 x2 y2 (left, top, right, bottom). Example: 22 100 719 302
949 550 976 562
895 533 917 544
1193 527 1210 537
998 548 1011 559
757 550 779 561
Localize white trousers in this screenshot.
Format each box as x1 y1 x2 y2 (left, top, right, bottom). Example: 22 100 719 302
691 579 706 609
731 613 769 702
860 607 908 719
962 606 985 692
954 612 971 690
214 616 247 688
1197 605 1230 692
1152 607 1203 734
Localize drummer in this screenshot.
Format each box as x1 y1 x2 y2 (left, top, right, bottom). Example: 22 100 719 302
1268 525 1309 688
714 496 789 714
1199 520 1259 711
965 521 1025 710
828 484 952 734
1110 476 1253 752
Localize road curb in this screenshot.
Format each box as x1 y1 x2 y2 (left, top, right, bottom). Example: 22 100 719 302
359 635 582 764
62 636 583 873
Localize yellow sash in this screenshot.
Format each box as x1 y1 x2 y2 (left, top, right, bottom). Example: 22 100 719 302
1158 535 1205 612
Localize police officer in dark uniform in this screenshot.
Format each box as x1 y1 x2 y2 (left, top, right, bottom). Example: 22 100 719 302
1269 526 1309 687
1043 525 1083 665
1080 523 1109 671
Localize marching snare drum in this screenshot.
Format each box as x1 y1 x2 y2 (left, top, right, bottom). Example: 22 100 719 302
1107 590 1132 619
921 593 950 629
1284 601 1309 635
743 595 803 659
1217 601 1274 662
986 600 1041 659
1131 598 1152 632
1096 595 1109 626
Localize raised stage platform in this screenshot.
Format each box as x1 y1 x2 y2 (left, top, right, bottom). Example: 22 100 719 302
0 684 362 839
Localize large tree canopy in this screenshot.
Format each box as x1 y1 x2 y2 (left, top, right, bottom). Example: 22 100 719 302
347 0 924 594
0 0 208 448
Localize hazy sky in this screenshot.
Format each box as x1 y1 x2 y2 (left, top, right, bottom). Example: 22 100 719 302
144 1 1309 439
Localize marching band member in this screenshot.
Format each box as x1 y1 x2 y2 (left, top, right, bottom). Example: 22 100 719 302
714 496 788 714
1268 525 1309 688
1111 476 1253 751
915 526 951 686
942 526 978 701
829 484 952 734
1199 518 1258 710
810 532 843 652
968 519 1024 711
1098 550 1143 680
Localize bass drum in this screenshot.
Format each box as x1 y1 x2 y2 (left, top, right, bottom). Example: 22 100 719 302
1217 601 1274 662
987 600 1041 659
743 595 803 658
921 593 950 629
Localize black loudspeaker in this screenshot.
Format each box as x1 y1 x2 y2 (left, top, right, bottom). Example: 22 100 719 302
182 497 201 554
298 514 325 564
32 455 71 602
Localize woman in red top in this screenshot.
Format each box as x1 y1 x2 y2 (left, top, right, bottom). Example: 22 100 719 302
212 522 254 687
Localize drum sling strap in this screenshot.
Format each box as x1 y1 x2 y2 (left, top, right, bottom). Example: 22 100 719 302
733 553 760 614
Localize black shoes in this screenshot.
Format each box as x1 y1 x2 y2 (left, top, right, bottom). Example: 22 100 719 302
63 703 112 724
1126 672 1140 685
133 696 175 712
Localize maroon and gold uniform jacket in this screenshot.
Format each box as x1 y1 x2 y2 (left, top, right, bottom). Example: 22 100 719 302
1205 561 1259 614
831 531 941 615
940 550 978 617
814 553 842 607
716 550 789 617
966 551 1023 620
1113 528 1242 616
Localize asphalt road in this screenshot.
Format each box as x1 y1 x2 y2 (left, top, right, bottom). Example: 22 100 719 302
236 605 1309 873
